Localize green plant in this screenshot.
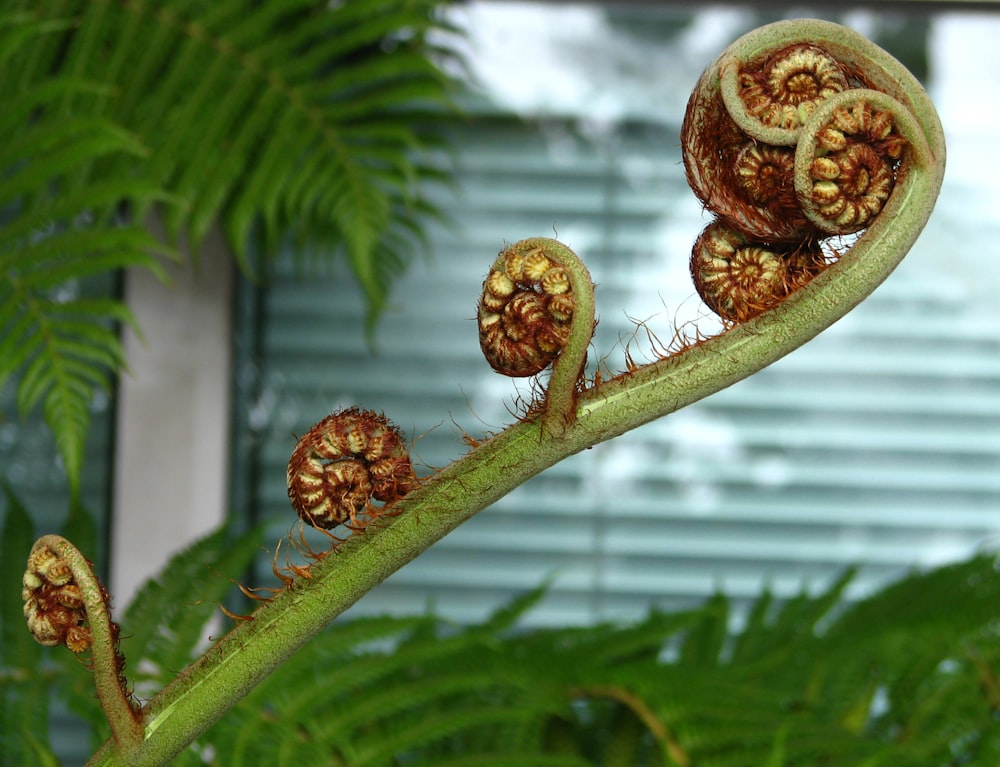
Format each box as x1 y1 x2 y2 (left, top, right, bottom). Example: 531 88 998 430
0 0 457 500
3 15 958 767
7 510 1000 766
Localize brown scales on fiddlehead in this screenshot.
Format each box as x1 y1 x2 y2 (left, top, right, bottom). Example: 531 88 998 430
23 536 142 750
680 20 928 323
478 242 576 377
286 407 417 531
23 542 94 653
690 221 826 324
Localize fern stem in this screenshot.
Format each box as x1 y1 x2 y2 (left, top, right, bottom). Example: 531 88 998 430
86 20 945 767
569 684 689 767
88 136 941 763
531 237 596 437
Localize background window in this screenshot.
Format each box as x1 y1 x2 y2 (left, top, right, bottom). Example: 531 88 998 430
230 4 1000 627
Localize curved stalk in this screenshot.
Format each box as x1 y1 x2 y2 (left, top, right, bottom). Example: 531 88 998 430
569 684 689 767
27 536 143 755
87 135 942 765
86 19 945 767
528 237 596 437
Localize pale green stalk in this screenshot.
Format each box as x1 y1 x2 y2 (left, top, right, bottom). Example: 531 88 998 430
85 20 946 766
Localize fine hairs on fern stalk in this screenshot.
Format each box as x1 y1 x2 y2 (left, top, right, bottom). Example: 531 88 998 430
681 20 939 322
286 407 417 531
81 20 945 767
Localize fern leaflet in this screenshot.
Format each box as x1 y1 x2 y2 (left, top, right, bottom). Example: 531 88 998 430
16 0 463 327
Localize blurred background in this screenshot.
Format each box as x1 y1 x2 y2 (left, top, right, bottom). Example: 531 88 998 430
3 1 998 632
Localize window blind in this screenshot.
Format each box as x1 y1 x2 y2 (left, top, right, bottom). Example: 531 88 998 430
232 5 1000 628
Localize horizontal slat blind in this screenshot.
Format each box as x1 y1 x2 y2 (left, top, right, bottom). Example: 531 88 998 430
233 6 1000 627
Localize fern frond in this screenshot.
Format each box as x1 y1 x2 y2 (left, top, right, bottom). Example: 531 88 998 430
196 559 1000 766
315 671 528 740
353 707 550 767
0 74 173 495
0 288 141 496
269 628 491 724
408 755 594 767
243 612 431 708
727 567 855 674
473 578 551 636
24 0 462 325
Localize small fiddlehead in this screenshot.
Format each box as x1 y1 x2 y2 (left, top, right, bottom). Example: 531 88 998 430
690 221 826 323
682 19 943 321
23 536 142 753
286 407 417 531
478 237 596 435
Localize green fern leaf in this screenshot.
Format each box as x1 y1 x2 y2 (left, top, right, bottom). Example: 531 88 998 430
26 0 461 325
270 628 484 724
475 580 551 636
0 293 138 496
243 612 431 706
353 707 551 767
201 559 1000 766
0 115 146 207
728 568 856 675
313 671 529 742
728 586 775 664
0 74 172 495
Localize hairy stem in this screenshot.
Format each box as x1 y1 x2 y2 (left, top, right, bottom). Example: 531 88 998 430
87 20 945 767
87 137 941 764
530 237 596 437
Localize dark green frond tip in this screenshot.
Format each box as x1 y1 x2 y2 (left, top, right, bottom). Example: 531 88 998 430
0 227 170 498
23 0 464 332
0 63 180 495
0 296 135 499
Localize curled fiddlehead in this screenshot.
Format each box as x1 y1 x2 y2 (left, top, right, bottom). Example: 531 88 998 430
23 536 142 752
681 19 944 321
286 407 417 530
690 220 826 323
478 237 596 435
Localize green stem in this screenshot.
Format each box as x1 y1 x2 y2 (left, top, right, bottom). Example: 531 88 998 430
86 20 945 767
523 237 596 437
87 130 941 765
569 684 689 767
34 536 143 756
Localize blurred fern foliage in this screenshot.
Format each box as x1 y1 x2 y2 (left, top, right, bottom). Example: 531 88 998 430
4 509 999 766
0 0 459 495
